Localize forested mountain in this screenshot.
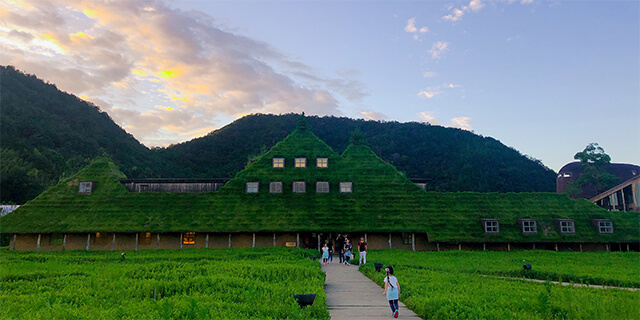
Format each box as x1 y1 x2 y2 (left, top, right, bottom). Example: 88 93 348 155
159 114 556 192
0 66 162 204
0 66 556 204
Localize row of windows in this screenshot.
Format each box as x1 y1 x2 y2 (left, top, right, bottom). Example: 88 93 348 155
482 219 614 235
246 181 352 193
273 157 328 168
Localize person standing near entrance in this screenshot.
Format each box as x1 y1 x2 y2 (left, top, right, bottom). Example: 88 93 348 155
358 237 367 265
382 266 401 318
335 234 345 263
327 239 334 263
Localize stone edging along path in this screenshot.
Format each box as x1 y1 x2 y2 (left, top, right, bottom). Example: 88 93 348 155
322 262 422 320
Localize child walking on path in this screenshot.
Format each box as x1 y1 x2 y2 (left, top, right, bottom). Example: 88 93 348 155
343 238 353 266
382 266 400 318
321 243 329 266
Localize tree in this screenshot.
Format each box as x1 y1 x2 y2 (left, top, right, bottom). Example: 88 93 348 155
568 143 620 196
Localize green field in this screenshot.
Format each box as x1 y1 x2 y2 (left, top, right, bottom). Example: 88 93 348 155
0 248 329 320
360 250 640 320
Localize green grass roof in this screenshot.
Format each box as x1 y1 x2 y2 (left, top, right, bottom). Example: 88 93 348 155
2 125 638 242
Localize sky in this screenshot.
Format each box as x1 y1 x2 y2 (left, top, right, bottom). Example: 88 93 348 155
1 0 638 172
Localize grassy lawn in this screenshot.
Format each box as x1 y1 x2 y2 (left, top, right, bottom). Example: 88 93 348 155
360 250 640 320
0 247 329 320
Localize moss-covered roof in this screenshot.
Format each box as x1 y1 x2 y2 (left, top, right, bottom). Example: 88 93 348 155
2 125 638 242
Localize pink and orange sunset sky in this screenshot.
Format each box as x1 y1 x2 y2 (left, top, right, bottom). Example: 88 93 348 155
1 0 638 171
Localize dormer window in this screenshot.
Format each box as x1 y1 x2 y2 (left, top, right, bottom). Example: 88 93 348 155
246 182 259 193
78 181 94 194
519 219 537 234
293 181 306 193
317 158 328 168
339 182 352 193
482 219 499 233
273 158 284 168
316 181 329 193
557 219 575 234
595 219 614 234
269 182 282 193
295 158 306 168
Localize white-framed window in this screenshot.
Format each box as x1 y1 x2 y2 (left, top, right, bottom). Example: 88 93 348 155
597 220 613 234
483 219 499 233
316 181 329 193
273 158 284 168
78 181 93 194
246 182 259 193
317 158 328 168
269 181 282 193
295 157 306 168
340 182 352 193
293 181 306 193
558 220 575 234
562 172 572 178
521 220 537 234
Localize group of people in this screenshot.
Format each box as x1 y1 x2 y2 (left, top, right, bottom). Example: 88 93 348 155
320 234 367 266
320 234 402 318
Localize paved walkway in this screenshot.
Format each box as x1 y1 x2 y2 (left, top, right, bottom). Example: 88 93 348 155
322 262 422 320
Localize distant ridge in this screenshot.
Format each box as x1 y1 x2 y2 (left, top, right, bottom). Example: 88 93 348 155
161 114 556 193
0 66 555 204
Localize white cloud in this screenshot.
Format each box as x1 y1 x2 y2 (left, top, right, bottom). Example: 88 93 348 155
451 117 472 130
359 111 388 121
422 71 436 78
442 0 484 22
404 17 417 33
404 17 428 40
521 0 534 4
417 83 461 99
429 41 450 59
418 112 439 125
418 88 441 98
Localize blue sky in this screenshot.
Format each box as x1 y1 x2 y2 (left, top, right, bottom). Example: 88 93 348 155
1 0 638 171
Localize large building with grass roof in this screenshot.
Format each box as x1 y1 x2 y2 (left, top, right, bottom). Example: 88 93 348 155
2 118 639 252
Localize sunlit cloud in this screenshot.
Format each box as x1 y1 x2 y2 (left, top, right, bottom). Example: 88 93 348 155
422 71 436 78
418 88 441 98
404 17 428 41
0 0 366 147
418 112 439 125
360 110 388 121
417 83 461 99
443 0 484 22
451 116 472 130
404 18 417 33
429 41 449 59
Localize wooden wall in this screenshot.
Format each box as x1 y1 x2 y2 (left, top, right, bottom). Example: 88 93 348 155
8 232 638 253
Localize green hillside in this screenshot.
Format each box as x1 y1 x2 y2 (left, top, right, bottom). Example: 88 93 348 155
0 66 162 204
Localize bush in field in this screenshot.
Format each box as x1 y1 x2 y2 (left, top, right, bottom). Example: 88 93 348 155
0 248 329 320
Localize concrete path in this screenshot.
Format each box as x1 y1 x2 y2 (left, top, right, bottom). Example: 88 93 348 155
322 262 422 320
